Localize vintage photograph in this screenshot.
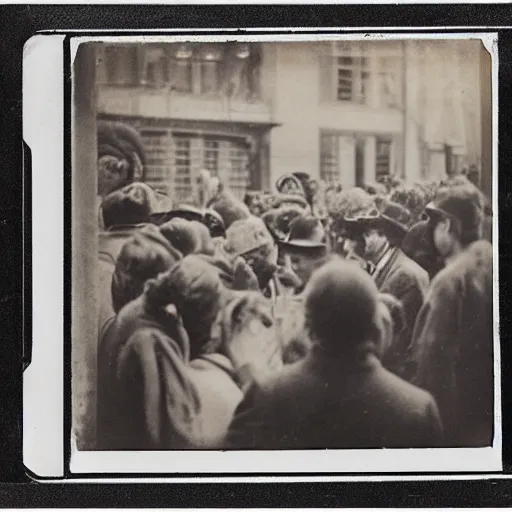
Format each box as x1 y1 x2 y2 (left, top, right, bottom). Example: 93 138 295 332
71 35 496 457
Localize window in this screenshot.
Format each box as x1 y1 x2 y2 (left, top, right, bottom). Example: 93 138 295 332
228 141 250 200
336 56 369 103
105 46 138 86
377 56 403 108
167 134 251 203
320 133 339 184
174 137 192 200
170 58 193 93
375 137 392 179
203 140 219 175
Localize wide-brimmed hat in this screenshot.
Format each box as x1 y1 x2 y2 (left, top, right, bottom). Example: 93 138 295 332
280 216 327 251
344 202 411 240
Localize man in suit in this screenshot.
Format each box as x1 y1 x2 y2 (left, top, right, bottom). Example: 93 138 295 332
345 202 429 378
224 258 443 449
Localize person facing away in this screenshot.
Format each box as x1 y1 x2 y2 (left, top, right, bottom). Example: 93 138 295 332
406 184 494 447
224 257 443 449
97 226 183 447
97 255 224 450
97 184 159 331
343 202 429 378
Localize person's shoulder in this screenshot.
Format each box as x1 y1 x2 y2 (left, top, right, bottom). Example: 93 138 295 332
249 358 311 403
397 249 429 281
431 240 492 291
374 363 437 411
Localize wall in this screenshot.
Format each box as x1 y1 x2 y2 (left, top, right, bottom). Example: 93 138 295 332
268 42 404 189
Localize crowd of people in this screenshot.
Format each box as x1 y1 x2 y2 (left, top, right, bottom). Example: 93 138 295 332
94 121 494 451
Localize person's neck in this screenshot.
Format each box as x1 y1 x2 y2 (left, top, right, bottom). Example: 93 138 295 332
444 241 463 266
369 240 391 265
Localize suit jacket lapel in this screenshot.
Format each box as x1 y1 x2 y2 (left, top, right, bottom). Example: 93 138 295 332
375 247 400 290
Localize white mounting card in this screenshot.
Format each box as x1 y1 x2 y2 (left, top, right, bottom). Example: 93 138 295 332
24 31 501 480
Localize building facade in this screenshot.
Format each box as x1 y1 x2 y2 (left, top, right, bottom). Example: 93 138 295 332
95 38 488 204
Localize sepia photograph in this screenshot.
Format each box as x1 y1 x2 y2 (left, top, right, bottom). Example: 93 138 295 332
68 33 498 472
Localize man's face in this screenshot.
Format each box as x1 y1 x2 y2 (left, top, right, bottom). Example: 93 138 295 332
284 250 325 288
362 228 388 260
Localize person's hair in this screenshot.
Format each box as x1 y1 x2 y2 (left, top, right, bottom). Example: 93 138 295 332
101 182 155 229
304 257 380 353
111 227 181 313
144 255 223 358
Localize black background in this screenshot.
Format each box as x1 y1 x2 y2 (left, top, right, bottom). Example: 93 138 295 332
0 3 511 506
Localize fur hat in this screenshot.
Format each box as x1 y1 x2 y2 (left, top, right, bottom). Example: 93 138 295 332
111 225 182 313
304 257 380 351
225 216 274 257
101 182 157 229
160 218 202 256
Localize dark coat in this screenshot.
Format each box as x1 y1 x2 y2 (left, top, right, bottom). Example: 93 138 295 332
225 345 443 449
374 247 429 378
97 225 143 331
406 240 494 447
97 296 202 450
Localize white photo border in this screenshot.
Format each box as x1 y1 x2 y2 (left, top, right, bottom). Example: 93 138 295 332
25 30 501 479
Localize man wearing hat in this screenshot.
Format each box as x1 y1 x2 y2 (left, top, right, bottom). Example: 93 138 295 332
344 201 429 378
276 216 329 363
406 184 493 447
225 258 443 449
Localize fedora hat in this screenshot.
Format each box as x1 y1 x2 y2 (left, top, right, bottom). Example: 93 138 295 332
280 216 327 250
344 202 411 240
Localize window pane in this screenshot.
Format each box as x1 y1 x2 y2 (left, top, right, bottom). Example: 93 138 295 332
174 137 192 201
201 61 220 94
170 59 192 93
203 140 219 175
228 141 250 200
320 134 339 184
376 138 392 178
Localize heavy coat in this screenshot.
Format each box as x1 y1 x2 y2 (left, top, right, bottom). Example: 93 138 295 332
374 247 429 378
97 225 145 331
97 296 201 450
406 240 494 447
225 345 443 449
